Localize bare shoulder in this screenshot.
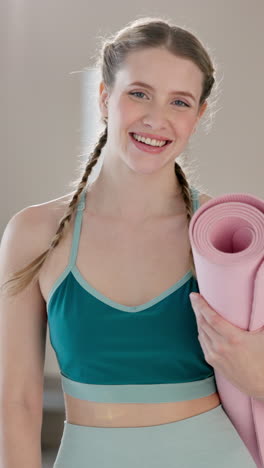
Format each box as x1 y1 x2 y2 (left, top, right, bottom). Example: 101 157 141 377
3 191 75 275
26 190 75 221
15 191 75 237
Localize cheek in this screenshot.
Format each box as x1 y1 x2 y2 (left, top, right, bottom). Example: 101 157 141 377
173 115 197 136
112 100 131 129
119 99 142 122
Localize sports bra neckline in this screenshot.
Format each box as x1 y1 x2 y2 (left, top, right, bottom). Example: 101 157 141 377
47 186 200 313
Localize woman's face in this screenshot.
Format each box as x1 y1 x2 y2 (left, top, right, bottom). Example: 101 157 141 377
99 47 207 174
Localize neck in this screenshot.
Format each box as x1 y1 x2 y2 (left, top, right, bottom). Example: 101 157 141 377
86 149 186 223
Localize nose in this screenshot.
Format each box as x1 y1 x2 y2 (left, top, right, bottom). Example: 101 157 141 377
142 103 168 130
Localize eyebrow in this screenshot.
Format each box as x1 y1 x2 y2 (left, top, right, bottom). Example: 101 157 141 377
128 81 196 103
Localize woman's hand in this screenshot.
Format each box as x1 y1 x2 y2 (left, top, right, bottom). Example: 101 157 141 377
189 292 264 401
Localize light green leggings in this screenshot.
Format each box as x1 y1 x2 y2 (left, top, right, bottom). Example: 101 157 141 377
53 405 256 467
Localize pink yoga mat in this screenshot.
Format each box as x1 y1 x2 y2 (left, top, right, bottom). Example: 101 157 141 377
189 192 264 467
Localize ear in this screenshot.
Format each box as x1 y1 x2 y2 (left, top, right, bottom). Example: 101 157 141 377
198 101 208 119
98 81 109 120
191 101 208 134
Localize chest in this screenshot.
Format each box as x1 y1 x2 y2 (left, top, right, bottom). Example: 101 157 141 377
74 213 191 307
41 212 192 308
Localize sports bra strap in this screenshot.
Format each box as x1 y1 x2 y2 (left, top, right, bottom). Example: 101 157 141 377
68 189 87 268
191 186 200 212
68 185 200 269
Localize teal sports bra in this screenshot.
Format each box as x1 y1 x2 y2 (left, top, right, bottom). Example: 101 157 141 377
47 186 216 403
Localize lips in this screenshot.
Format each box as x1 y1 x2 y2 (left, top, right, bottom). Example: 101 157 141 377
129 133 173 154
130 132 172 144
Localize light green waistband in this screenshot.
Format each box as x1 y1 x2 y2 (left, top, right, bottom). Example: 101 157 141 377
61 373 217 403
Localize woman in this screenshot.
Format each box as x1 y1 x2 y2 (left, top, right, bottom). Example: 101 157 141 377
0 16 257 467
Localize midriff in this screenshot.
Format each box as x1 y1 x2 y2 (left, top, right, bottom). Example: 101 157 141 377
64 391 221 427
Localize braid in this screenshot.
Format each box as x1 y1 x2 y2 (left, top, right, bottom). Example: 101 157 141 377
1 127 108 297
174 161 197 280
48 127 108 252
3 18 217 297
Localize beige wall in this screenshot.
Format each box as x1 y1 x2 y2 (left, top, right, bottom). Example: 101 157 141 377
4 1 264 375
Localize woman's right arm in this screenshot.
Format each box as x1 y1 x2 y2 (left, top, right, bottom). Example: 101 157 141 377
0 206 48 468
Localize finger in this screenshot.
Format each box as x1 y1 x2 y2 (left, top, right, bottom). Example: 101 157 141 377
198 314 223 342
192 294 245 343
198 328 211 362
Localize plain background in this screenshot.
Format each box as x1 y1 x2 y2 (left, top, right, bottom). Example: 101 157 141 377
4 1 264 376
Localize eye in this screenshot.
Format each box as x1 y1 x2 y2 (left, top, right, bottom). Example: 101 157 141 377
173 99 190 108
129 91 148 99
129 91 190 108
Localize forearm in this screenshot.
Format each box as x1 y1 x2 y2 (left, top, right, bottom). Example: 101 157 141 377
0 404 42 468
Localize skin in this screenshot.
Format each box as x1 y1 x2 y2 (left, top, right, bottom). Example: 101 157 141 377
190 293 264 401
63 48 222 428
88 46 208 223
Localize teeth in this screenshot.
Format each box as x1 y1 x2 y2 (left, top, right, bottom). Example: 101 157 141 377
132 133 167 147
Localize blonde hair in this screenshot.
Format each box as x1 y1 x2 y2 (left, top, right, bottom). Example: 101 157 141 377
2 16 218 297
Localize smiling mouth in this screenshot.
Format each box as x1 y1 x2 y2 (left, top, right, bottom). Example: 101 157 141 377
128 133 173 155
129 133 172 146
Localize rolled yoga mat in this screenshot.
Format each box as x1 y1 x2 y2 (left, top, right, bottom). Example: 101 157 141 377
189 191 264 468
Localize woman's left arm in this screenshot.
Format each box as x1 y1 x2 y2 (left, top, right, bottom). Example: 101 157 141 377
189 292 264 401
